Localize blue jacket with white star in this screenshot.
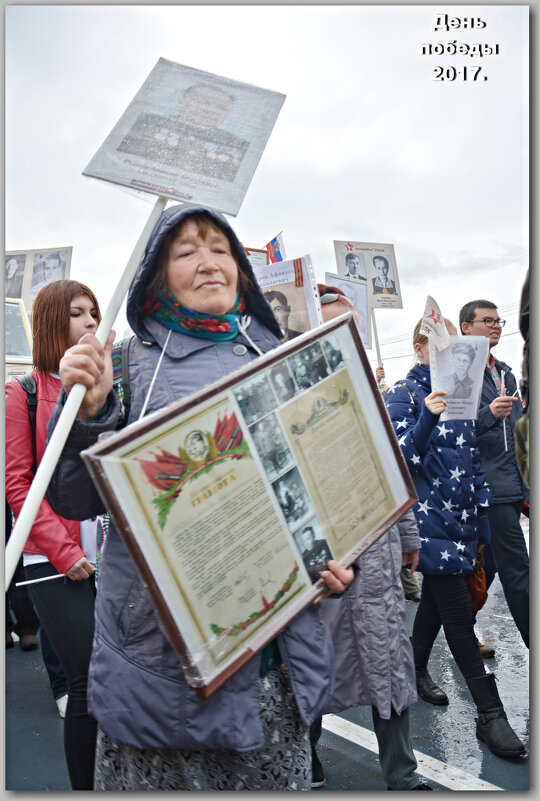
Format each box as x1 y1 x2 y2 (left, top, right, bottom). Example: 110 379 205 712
385 362 491 577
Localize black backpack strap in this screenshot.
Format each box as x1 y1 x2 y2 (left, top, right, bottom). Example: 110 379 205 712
121 335 133 421
17 374 38 473
111 335 134 422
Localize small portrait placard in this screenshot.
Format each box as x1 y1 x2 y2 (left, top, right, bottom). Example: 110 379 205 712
253 256 321 343
429 335 489 421
324 271 371 349
5 247 72 311
334 240 402 309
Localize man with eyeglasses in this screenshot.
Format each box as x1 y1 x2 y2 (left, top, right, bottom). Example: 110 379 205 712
459 300 529 650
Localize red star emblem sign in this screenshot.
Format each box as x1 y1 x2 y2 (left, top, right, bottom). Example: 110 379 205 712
428 309 441 325
345 242 353 251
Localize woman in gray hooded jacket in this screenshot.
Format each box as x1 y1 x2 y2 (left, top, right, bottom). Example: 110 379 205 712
46 203 353 791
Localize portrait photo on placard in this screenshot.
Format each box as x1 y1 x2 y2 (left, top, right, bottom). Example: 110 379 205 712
268 362 297 403
341 251 367 281
233 374 278 425
29 250 68 299
371 253 397 295
117 82 249 183
263 284 310 343
272 467 314 531
321 334 345 372
334 242 403 310
249 413 294 482
429 335 489 421
286 346 329 392
4 254 26 298
293 518 334 584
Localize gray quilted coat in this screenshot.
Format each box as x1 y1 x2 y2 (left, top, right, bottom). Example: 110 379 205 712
46 203 337 752
319 508 419 719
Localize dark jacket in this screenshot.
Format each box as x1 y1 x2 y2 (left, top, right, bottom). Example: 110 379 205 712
384 363 491 577
475 357 527 503
46 203 336 751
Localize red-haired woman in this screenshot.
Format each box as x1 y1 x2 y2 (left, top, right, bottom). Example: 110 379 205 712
5 280 102 789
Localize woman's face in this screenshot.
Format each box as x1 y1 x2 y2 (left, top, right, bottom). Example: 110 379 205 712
164 220 239 315
414 340 430 365
69 294 99 347
414 323 457 365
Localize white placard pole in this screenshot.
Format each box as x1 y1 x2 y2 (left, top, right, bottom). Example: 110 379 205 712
371 308 382 365
5 196 167 587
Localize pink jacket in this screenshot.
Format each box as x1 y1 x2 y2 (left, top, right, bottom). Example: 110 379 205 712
5 371 83 574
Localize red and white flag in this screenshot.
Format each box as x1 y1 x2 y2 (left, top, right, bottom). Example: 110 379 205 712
419 296 450 351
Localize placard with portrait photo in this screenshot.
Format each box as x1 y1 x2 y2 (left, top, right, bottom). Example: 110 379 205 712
324 271 371 349
429 335 489 421
29 249 70 300
83 58 285 216
4 254 26 299
5 247 72 311
334 240 402 309
253 255 321 343
81 316 416 699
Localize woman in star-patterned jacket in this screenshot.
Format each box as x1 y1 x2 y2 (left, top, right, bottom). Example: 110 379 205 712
384 318 525 760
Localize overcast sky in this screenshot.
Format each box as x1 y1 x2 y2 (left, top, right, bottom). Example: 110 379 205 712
5 3 529 386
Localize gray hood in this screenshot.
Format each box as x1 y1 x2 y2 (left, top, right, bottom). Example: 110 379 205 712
126 203 282 341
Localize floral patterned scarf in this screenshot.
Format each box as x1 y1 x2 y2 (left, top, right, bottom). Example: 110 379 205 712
142 283 246 342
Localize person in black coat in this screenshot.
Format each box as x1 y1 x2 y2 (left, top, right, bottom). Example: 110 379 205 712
460 299 529 649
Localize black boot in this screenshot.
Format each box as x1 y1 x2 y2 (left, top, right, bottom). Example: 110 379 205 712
416 669 449 705
466 673 526 759
412 640 449 706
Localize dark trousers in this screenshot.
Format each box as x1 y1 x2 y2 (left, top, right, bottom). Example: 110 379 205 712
5 501 39 637
6 555 39 636
482 501 529 648
310 708 418 789
40 625 69 700
371 706 418 790
412 573 485 680
25 562 97 790
6 502 68 699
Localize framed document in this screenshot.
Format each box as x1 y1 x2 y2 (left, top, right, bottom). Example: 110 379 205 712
82 315 417 698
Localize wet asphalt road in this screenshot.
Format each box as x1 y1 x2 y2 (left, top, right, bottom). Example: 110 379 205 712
4 518 529 792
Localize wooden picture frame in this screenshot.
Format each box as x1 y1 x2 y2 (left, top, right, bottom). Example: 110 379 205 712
82 315 417 698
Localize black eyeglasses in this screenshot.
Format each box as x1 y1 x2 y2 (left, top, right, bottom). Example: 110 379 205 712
469 317 506 329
